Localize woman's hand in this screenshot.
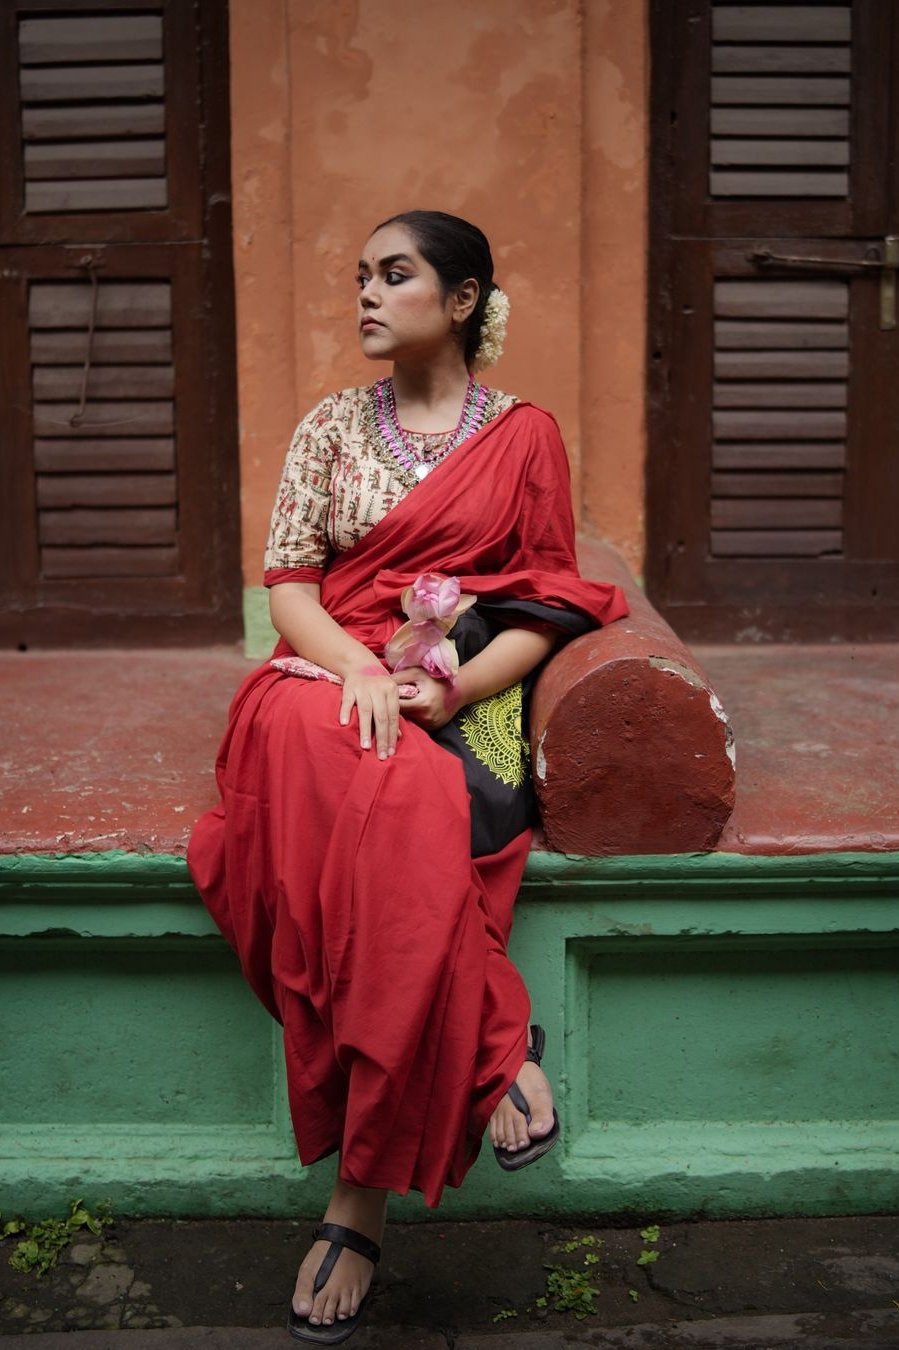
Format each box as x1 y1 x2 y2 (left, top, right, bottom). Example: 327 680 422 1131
340 667 401 758
392 667 462 732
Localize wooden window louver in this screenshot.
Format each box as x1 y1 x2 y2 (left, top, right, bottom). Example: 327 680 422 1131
0 0 240 645
710 4 851 199
709 4 851 563
20 12 168 215
648 1 899 640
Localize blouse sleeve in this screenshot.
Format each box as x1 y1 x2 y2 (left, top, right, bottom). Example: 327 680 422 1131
263 395 341 583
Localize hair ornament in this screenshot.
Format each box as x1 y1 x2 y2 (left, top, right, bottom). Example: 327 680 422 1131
471 287 510 371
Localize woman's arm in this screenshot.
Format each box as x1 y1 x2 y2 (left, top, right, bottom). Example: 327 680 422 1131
269 582 401 758
392 626 558 731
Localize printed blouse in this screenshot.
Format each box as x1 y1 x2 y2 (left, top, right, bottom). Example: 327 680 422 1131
264 384 516 577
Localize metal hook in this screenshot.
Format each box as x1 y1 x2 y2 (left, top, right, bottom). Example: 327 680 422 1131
70 256 103 428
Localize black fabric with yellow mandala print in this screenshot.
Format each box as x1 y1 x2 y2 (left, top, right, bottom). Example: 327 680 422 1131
459 683 528 789
428 600 592 857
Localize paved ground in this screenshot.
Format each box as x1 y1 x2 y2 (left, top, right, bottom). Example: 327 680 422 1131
1 1215 898 1347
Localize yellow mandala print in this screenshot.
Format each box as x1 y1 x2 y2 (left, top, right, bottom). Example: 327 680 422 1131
459 683 528 788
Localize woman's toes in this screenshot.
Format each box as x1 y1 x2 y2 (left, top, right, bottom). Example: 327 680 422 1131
325 1290 343 1326
534 1110 556 1139
292 1270 313 1316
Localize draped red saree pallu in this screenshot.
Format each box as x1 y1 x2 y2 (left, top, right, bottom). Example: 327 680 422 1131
188 402 628 1207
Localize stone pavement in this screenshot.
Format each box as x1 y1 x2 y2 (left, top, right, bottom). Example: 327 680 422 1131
1 1216 898 1347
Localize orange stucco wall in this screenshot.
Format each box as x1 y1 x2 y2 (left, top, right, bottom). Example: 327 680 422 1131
229 0 648 586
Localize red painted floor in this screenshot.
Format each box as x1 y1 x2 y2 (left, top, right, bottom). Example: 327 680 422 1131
698 643 899 855
0 643 897 857
0 647 251 856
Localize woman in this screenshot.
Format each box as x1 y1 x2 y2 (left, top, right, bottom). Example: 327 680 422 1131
188 210 627 1344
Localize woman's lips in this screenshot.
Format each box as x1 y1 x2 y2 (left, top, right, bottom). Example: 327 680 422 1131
360 318 385 332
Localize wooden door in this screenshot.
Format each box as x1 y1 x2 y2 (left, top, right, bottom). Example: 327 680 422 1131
0 0 240 645
647 1 899 640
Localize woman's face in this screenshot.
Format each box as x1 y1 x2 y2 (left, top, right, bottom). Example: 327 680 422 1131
356 224 471 364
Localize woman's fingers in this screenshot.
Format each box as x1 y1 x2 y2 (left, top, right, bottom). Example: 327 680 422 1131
340 674 400 756
371 689 398 758
338 682 356 729
390 665 425 685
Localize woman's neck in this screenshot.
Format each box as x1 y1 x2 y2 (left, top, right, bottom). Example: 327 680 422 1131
390 353 472 432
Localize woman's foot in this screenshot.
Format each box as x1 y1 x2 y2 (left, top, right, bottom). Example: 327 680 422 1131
488 1028 556 1154
292 1177 387 1329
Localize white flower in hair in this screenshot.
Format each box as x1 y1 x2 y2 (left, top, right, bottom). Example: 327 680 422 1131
471 287 510 370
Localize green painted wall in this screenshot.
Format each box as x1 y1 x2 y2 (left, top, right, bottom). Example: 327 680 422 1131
243 585 277 659
1 850 898 1221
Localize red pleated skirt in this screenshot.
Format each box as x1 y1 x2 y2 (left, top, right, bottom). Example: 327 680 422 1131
187 663 531 1207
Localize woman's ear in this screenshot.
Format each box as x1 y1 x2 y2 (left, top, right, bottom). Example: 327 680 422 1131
452 278 480 326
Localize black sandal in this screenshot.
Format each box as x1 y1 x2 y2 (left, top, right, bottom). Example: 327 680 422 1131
287 1222 381 1345
493 1023 561 1171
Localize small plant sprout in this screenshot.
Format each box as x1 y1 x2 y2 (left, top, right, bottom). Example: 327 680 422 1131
637 1220 662 1267
0 1200 112 1277
544 1264 600 1319
559 1233 601 1254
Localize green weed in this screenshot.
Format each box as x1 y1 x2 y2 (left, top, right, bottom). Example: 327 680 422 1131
543 1262 600 1318
637 1220 662 1268
558 1234 600 1254
0 1200 112 1277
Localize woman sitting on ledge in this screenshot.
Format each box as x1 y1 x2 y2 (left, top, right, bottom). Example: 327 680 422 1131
188 209 627 1344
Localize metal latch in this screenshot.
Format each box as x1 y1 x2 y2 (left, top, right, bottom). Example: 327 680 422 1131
747 238 898 330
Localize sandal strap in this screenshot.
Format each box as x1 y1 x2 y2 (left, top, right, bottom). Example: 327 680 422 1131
524 1023 546 1066
313 1222 381 1272
506 1079 532 1122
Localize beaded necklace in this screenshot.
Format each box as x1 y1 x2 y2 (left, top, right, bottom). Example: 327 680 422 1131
369 376 489 482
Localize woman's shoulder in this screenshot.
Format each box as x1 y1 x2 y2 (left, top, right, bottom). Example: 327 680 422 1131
482 389 560 437
288 386 373 452
297 386 371 427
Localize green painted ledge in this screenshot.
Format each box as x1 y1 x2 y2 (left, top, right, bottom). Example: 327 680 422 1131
2 848 898 938
2 848 898 1222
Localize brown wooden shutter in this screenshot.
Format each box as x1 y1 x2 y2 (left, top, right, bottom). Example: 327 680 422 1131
30 279 177 579
711 277 847 559
0 0 239 645
648 1 899 640
20 12 168 215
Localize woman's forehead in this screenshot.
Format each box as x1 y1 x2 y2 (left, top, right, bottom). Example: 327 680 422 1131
359 223 421 268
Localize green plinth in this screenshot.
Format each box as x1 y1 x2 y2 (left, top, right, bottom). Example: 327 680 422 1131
1 850 897 1220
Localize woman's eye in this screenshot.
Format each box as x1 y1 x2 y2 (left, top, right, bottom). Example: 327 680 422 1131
355 273 368 290
385 271 407 285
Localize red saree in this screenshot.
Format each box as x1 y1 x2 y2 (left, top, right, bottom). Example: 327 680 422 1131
188 402 627 1206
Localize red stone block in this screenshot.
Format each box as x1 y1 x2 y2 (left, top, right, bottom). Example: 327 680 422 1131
531 542 736 854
